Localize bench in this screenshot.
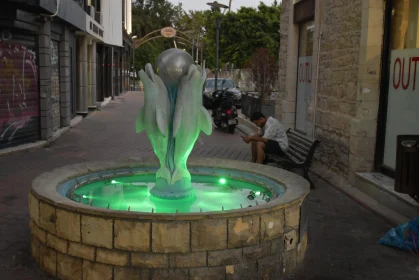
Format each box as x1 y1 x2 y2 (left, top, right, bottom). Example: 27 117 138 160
265 128 320 189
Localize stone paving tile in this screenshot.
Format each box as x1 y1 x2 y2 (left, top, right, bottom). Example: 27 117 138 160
0 92 417 279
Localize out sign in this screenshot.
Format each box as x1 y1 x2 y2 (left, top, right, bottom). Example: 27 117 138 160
392 51 419 92
298 58 312 84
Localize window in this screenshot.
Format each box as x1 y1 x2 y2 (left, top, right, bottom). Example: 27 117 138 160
382 0 419 170
295 21 314 134
206 79 234 89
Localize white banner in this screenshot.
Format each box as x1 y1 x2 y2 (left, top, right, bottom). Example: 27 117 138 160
295 56 313 134
384 48 419 169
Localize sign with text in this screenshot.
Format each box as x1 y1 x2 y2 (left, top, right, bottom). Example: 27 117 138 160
384 48 419 169
295 56 313 134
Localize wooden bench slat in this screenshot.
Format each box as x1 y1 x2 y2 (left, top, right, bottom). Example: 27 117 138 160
286 148 306 163
288 129 316 144
265 128 320 190
289 142 309 157
287 133 313 148
288 137 311 154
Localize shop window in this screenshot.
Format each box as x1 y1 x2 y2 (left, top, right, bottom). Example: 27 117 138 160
383 0 419 170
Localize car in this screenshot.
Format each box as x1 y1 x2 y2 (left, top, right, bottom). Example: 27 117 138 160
202 78 242 108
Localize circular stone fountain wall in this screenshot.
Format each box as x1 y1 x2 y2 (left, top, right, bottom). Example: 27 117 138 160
29 157 309 280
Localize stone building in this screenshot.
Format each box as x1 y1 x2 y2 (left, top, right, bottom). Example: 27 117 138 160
0 0 133 149
277 0 419 221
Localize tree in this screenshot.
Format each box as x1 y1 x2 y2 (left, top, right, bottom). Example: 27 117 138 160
132 0 183 70
217 2 281 68
247 48 278 102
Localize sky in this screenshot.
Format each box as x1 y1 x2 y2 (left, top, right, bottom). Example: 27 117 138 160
169 0 278 12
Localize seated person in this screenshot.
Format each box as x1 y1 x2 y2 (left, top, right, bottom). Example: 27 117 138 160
241 112 288 164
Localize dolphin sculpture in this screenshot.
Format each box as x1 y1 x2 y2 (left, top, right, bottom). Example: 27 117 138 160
171 64 212 184
136 64 171 183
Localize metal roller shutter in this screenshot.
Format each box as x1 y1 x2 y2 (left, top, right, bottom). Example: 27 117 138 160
0 30 39 149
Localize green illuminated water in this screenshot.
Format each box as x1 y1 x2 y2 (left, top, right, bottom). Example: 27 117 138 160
69 174 272 213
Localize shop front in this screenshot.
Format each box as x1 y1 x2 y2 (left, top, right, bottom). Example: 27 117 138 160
376 0 419 177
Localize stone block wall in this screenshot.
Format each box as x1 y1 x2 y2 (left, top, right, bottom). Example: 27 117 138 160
315 0 363 178
38 20 53 140
60 26 72 127
277 0 385 183
276 0 294 127
29 191 308 280
38 20 74 139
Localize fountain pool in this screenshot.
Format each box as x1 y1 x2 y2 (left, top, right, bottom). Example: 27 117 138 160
29 158 309 280
29 48 310 279
65 171 279 214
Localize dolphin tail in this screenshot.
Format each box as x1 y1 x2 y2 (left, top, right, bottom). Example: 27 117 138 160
136 109 145 133
156 166 171 183
171 166 191 185
199 106 212 135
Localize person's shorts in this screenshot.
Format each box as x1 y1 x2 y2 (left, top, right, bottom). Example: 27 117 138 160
265 140 286 156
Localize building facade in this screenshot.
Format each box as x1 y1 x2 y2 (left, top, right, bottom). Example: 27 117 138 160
277 0 419 217
0 0 133 149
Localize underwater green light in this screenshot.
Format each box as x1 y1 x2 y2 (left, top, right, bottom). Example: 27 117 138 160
255 191 261 195
111 180 117 184
219 178 227 184
82 195 88 199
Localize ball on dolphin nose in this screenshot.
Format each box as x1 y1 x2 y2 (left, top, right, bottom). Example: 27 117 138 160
155 48 194 86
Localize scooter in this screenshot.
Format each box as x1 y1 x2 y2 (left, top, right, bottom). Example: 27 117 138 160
211 83 238 134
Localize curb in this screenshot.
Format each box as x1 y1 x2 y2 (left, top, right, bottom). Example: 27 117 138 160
0 116 83 157
310 164 408 226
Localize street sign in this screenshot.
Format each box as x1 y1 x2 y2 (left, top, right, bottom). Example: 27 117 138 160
161 27 176 38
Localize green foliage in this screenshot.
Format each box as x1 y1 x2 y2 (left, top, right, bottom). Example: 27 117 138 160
132 0 281 71
132 0 183 70
219 3 281 68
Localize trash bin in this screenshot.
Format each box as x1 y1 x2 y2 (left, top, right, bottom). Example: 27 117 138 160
394 135 419 202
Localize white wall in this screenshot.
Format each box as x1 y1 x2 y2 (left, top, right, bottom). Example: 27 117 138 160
126 0 132 34
101 0 123 47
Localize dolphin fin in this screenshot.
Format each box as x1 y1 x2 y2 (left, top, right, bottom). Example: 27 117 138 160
199 106 212 135
173 106 183 138
156 166 171 183
136 109 145 133
171 167 191 184
156 107 168 137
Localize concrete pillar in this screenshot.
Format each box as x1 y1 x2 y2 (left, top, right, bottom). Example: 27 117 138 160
76 36 88 114
111 47 115 100
38 20 53 139
59 26 71 127
88 41 97 109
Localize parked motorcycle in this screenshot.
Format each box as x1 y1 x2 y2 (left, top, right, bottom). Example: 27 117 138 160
211 84 238 134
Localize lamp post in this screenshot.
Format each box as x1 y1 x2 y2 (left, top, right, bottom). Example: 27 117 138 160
207 1 228 91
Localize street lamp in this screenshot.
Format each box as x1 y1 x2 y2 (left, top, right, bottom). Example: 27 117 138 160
207 1 229 91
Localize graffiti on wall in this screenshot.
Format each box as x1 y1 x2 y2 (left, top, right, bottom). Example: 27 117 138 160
0 30 39 148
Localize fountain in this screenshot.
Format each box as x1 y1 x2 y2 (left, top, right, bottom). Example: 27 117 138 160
29 49 310 280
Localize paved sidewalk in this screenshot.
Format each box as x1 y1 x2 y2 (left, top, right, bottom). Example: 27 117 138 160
0 92 417 279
